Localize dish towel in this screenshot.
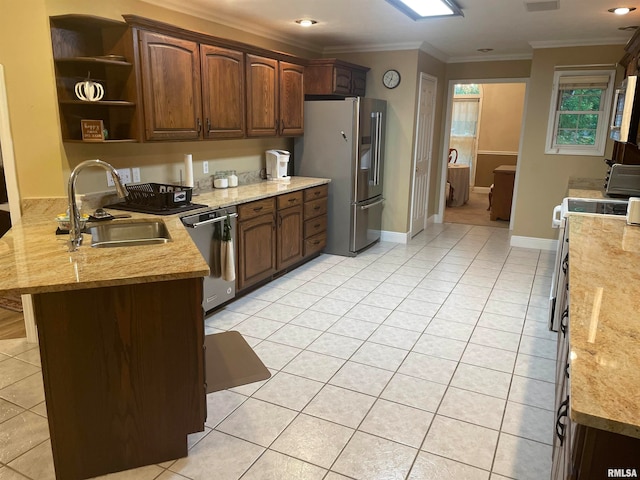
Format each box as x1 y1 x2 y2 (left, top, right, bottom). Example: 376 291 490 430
221 214 236 282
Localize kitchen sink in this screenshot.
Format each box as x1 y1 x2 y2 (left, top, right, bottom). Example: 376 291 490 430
89 219 171 248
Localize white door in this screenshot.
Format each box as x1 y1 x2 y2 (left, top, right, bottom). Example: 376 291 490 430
410 73 437 237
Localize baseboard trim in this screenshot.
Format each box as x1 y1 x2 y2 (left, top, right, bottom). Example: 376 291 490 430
381 230 409 244
472 186 491 194
510 235 558 251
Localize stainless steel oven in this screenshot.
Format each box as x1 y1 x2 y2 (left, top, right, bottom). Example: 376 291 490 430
181 206 237 313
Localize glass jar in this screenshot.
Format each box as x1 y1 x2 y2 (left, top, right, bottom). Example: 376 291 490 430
227 170 238 188
213 172 228 189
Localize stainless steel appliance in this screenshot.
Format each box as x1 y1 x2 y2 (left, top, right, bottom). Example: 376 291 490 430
604 163 640 197
548 197 628 331
610 75 640 143
181 206 237 312
294 97 386 256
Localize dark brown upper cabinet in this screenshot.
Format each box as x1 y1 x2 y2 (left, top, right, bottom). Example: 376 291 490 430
246 56 304 137
305 58 369 97
201 45 246 139
137 31 202 141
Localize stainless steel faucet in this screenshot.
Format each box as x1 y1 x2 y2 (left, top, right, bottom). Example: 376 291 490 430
68 159 128 251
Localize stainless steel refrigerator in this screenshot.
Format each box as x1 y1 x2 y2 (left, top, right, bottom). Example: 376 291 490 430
294 97 386 256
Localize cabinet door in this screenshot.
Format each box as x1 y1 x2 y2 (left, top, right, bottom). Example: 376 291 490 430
246 54 278 137
201 45 245 139
237 213 276 290
351 69 367 96
138 31 202 141
333 66 352 94
277 205 303 270
279 62 304 136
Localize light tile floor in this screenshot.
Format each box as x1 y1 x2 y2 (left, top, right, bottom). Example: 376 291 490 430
0 223 558 480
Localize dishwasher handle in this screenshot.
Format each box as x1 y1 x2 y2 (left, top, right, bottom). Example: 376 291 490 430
185 212 238 228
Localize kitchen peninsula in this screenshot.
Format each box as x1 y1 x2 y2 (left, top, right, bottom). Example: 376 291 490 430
0 176 329 479
551 181 640 479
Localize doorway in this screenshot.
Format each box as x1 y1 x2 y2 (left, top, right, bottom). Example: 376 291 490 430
441 81 527 228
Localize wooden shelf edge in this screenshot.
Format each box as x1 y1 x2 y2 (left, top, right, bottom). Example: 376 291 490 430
59 100 136 107
63 139 138 144
55 57 132 67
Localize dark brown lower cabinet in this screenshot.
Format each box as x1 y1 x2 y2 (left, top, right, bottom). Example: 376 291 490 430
277 204 303 270
33 277 205 480
237 198 277 291
237 186 328 293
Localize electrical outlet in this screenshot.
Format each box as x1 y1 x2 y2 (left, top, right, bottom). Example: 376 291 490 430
203 161 209 174
132 167 141 183
106 168 132 186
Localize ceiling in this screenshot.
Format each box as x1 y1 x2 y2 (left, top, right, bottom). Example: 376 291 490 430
143 0 638 62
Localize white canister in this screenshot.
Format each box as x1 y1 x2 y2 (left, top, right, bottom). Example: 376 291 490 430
626 197 640 225
227 170 238 188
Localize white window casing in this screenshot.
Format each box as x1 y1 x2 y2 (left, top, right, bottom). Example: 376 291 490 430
545 69 616 156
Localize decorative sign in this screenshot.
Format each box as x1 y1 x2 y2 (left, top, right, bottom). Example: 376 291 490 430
80 119 105 142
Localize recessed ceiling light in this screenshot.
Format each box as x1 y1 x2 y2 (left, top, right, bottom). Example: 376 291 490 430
386 0 463 20
477 48 494 53
295 19 317 27
619 25 639 30
608 7 637 14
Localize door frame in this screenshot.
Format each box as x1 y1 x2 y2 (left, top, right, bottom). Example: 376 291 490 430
0 64 21 224
409 72 438 237
437 77 529 230
1 64 37 344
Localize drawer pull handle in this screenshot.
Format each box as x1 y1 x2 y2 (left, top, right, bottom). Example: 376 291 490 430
555 396 570 446
288 198 296 203
313 206 321 210
561 308 569 337
314 223 320 228
313 240 320 245
253 206 263 212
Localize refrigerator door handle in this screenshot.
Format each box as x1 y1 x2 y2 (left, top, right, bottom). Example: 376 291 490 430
359 198 385 210
372 112 383 186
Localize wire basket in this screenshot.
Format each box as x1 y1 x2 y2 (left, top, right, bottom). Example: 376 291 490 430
124 183 193 210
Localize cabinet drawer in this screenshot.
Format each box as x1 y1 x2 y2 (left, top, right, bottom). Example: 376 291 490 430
304 232 326 257
277 191 303 210
304 197 328 219
304 214 327 239
304 184 328 201
238 198 275 220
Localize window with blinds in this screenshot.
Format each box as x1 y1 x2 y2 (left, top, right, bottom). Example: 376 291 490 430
545 69 616 156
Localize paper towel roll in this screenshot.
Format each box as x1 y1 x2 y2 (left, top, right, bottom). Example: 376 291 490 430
627 197 640 225
184 154 194 188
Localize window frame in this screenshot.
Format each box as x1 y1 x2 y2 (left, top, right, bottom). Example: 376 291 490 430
545 69 616 156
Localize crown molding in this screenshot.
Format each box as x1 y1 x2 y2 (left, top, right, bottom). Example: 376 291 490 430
323 41 423 54
139 0 323 53
447 52 533 63
529 38 628 49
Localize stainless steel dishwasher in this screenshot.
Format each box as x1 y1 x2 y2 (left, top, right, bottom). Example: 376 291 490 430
181 205 238 313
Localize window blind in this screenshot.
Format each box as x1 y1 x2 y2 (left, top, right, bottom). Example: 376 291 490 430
558 75 610 90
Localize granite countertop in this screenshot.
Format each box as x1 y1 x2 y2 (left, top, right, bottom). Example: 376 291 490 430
0 177 330 295
567 177 607 199
568 214 640 439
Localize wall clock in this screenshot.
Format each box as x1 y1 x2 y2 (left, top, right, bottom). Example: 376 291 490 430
383 69 401 89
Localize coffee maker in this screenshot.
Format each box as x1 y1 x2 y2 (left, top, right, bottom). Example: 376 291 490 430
266 150 291 182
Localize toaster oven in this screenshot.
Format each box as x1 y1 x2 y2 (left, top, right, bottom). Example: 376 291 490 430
605 162 640 197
